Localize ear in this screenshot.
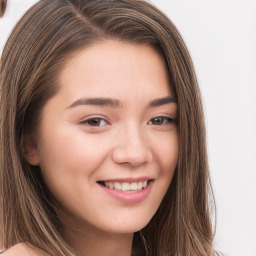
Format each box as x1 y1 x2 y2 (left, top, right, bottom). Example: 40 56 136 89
22 134 40 166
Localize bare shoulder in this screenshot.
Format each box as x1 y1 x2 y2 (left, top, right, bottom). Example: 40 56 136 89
1 243 45 256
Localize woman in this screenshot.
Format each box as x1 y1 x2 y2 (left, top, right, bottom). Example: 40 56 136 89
0 0 216 255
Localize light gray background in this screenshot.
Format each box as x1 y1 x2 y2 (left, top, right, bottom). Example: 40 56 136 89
1 1 256 256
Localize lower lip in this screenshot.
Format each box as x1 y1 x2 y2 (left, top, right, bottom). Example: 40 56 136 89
98 181 154 204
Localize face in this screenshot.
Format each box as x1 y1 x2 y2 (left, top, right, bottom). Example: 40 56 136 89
26 41 178 235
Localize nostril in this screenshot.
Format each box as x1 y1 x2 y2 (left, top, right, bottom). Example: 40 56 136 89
0 0 7 18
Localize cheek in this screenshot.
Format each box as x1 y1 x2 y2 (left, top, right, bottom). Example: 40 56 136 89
37 125 112 184
152 130 179 176
36 129 113 214
148 129 178 205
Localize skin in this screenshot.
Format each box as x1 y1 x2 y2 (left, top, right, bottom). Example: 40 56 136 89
2 243 46 256
18 41 179 256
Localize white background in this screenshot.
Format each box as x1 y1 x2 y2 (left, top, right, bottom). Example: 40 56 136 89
1 1 256 256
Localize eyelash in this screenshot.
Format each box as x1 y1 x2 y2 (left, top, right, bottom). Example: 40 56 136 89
80 117 109 127
148 116 175 126
80 115 175 127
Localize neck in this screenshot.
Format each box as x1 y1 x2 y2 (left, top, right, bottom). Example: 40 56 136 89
61 221 134 256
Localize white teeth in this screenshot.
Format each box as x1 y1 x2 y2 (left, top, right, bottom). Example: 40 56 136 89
142 181 147 188
114 182 121 190
137 181 142 190
103 180 149 192
129 182 138 191
121 182 129 192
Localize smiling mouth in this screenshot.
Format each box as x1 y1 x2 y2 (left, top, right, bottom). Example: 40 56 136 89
97 180 152 192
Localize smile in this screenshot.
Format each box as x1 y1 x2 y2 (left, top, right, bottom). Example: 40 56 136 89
97 179 154 204
99 180 149 192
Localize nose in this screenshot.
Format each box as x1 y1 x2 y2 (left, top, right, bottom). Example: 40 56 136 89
111 126 153 167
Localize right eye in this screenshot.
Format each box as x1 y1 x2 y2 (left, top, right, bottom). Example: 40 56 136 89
80 117 109 127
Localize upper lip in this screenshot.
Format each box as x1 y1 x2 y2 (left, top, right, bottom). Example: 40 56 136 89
97 176 154 183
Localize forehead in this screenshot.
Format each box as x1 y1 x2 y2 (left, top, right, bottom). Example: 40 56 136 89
57 40 172 103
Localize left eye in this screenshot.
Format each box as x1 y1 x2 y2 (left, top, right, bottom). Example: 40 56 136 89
80 118 108 127
148 116 175 125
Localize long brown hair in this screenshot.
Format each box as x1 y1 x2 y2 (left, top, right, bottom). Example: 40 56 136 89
0 0 216 255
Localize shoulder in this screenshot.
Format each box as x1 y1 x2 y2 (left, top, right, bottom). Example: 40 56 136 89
1 243 45 256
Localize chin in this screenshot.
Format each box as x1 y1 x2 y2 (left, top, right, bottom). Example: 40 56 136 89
104 221 149 235
96 210 154 235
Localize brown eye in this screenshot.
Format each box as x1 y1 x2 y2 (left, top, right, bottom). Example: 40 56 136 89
148 116 174 125
81 118 108 127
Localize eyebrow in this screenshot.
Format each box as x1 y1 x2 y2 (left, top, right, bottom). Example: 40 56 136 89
148 96 176 107
66 95 176 109
67 97 122 109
